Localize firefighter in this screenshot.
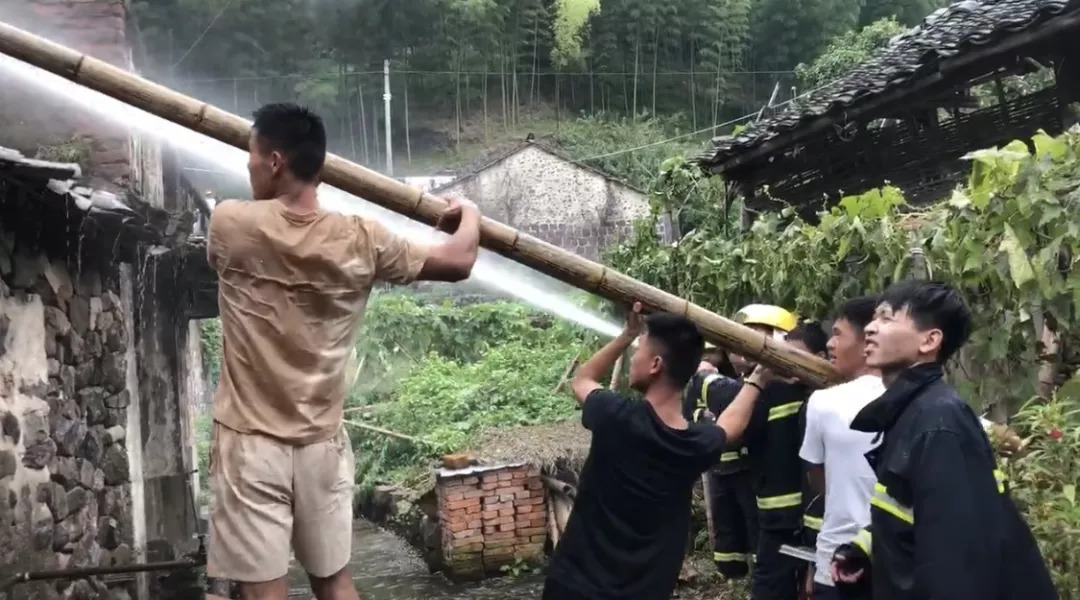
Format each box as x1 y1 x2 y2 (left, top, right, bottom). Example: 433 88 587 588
830 280 1056 600
704 304 801 591
742 319 827 600
684 304 797 582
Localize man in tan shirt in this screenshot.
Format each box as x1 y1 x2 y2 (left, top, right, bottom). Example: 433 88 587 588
206 103 480 600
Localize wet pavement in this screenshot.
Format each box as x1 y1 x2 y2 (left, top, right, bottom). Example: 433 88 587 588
286 520 545 600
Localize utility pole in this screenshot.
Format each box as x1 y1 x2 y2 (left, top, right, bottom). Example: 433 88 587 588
383 59 393 176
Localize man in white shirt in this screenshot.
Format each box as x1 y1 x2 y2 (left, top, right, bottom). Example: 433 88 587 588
798 297 884 600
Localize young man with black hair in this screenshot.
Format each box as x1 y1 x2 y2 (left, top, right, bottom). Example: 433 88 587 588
544 303 778 600
797 297 884 600
206 103 481 600
743 321 828 600
831 280 1056 600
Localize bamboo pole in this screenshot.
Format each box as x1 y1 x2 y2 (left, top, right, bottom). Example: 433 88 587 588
0 22 840 388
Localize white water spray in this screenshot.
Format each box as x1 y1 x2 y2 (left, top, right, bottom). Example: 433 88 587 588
0 54 622 338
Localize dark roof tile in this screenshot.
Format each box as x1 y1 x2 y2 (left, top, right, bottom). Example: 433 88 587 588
699 0 1077 168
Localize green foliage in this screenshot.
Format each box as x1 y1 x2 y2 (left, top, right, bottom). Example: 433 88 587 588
348 293 593 487
795 18 907 88
551 0 601 68
609 128 1080 414
199 319 222 389
552 113 700 189
1004 387 1080 597
34 136 92 171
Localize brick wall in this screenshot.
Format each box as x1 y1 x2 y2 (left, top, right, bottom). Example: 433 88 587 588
436 464 546 580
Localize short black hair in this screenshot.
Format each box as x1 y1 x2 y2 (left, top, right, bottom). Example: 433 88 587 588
879 280 971 363
251 103 327 182
645 313 704 388
787 320 828 356
834 296 879 334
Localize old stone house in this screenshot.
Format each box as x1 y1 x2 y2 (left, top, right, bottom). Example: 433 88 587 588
433 140 654 260
0 1 209 599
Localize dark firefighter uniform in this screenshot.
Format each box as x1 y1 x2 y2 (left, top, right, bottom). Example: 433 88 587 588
832 363 1057 600
744 380 813 600
683 372 759 578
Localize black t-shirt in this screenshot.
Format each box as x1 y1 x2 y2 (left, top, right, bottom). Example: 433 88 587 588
547 389 729 600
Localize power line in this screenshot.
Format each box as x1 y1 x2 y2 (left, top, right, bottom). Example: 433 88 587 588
173 0 238 69
574 80 831 162
177 69 797 84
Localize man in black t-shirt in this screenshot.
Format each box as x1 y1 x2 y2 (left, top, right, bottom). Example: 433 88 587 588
544 303 778 600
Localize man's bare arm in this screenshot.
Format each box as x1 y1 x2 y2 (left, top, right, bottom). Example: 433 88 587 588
417 197 481 282
571 332 635 405
716 366 773 444
570 302 644 405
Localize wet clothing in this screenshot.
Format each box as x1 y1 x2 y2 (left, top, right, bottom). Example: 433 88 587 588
744 380 814 600
206 198 428 582
547 389 728 600
208 198 428 444
836 363 1057 600
684 372 758 576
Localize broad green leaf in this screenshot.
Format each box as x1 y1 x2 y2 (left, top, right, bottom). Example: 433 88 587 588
1000 223 1036 289
1064 484 1076 506
1033 130 1067 161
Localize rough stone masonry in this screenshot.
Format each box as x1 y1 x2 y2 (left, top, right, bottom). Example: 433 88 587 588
436 463 546 580
0 227 136 600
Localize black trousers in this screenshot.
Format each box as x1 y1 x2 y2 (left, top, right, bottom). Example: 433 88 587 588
751 529 807 600
707 469 759 578
542 577 593 600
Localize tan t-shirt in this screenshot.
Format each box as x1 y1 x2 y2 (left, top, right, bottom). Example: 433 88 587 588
207 199 429 444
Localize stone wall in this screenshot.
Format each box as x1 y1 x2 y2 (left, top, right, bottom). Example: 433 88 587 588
435 144 651 261
0 232 139 600
436 463 546 581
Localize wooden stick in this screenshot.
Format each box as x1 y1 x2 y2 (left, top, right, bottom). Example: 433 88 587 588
546 491 561 549
0 22 841 388
609 353 624 389
342 419 422 444
542 476 577 499
554 353 580 393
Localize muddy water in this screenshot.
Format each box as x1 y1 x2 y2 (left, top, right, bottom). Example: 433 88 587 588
286 520 545 599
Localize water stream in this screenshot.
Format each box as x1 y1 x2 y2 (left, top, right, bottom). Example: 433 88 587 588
286 521 544 599
0 53 622 338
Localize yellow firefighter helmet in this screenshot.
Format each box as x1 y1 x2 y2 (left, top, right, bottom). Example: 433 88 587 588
734 304 798 333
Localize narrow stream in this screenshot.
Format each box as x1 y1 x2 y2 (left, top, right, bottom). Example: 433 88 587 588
286 520 545 599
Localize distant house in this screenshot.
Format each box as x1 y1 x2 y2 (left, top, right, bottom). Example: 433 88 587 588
433 140 658 261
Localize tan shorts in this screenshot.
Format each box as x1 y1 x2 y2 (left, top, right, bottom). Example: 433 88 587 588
206 423 355 582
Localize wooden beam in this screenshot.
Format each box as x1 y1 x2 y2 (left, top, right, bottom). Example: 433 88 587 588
714 11 1080 175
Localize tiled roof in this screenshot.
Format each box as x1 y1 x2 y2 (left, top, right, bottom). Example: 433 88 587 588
0 145 171 245
699 0 1079 168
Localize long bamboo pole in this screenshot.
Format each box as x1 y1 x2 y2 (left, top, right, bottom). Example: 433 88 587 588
0 21 840 387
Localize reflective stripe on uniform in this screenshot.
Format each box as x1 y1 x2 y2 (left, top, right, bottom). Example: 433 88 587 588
853 528 872 558
701 373 721 407
757 492 803 510
714 551 750 563
768 401 803 421
803 514 823 530
872 469 1009 525
720 447 749 462
870 482 914 524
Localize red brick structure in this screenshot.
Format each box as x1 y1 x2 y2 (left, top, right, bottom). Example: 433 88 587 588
436 463 547 580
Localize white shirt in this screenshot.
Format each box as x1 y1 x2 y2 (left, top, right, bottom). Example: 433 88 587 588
799 374 886 585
